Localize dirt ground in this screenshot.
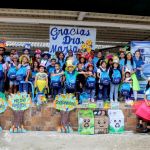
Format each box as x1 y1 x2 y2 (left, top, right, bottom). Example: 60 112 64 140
0 131 150 150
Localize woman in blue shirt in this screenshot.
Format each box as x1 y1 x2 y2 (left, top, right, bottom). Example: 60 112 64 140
123 52 140 101
133 50 144 80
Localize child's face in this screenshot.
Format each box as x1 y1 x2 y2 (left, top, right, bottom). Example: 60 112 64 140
44 55 48 60
10 54 14 60
80 57 85 63
113 63 118 68
125 72 130 78
39 67 44 72
78 64 83 70
120 52 125 58
24 49 29 55
109 60 113 65
55 64 60 70
35 54 41 59
135 51 140 58
51 60 56 66
127 53 132 60
88 66 93 71
88 57 93 62
22 57 28 64
0 48 4 55
68 66 74 72
59 53 64 59
97 52 102 58
0 55 3 61
13 57 18 62
101 62 106 68
34 62 38 67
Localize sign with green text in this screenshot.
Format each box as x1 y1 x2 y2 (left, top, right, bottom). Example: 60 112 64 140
8 92 31 111
54 94 78 111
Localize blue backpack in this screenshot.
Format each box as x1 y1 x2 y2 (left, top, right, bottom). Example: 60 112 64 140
79 92 89 104
51 70 61 88
16 65 28 81
86 76 96 89
120 82 130 96
0 63 4 80
66 72 76 90
7 64 17 81
112 69 121 84
100 69 110 85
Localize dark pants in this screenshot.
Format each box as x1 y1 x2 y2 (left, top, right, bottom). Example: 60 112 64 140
0 79 4 92
98 84 109 101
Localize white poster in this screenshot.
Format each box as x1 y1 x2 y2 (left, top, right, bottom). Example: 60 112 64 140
49 26 96 55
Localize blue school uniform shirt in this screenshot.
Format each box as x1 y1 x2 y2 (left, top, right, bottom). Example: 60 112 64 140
58 60 65 69
133 57 144 79
125 60 136 71
119 58 125 70
145 88 150 100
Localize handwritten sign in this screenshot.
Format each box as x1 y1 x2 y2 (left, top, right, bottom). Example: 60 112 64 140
49 26 96 55
8 92 31 111
53 93 78 111
0 92 7 113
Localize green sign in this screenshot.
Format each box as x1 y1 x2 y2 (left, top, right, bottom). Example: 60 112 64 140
8 92 31 111
0 92 7 113
54 94 78 111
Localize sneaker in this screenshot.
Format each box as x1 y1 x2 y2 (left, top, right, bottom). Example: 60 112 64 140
110 99 114 103
115 99 118 102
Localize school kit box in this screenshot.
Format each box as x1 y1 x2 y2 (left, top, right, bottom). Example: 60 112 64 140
78 110 94 135
93 109 109 134
108 109 125 134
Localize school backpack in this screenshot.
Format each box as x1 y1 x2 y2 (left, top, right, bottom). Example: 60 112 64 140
100 69 110 85
0 63 4 80
7 64 17 81
16 65 28 81
66 71 76 90
79 92 89 104
120 82 130 96
51 70 61 88
86 76 96 89
112 69 122 84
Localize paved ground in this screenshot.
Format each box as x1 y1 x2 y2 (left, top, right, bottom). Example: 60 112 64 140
0 131 150 150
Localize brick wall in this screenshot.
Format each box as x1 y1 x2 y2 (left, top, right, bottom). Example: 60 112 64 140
0 105 137 131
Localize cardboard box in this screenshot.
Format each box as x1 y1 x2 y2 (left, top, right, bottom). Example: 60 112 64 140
93 109 109 134
108 109 125 134
78 110 94 135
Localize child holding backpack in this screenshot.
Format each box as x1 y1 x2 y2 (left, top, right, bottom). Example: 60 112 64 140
51 63 63 98
97 60 110 101
109 59 122 102
85 64 96 102
7 55 19 93
34 64 48 104
120 69 133 101
16 55 31 93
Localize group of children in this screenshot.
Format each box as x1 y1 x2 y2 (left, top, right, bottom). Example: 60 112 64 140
1 41 150 133
0 42 145 103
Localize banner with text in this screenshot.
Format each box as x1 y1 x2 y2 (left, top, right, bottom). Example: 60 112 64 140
49 26 96 55
131 41 150 98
